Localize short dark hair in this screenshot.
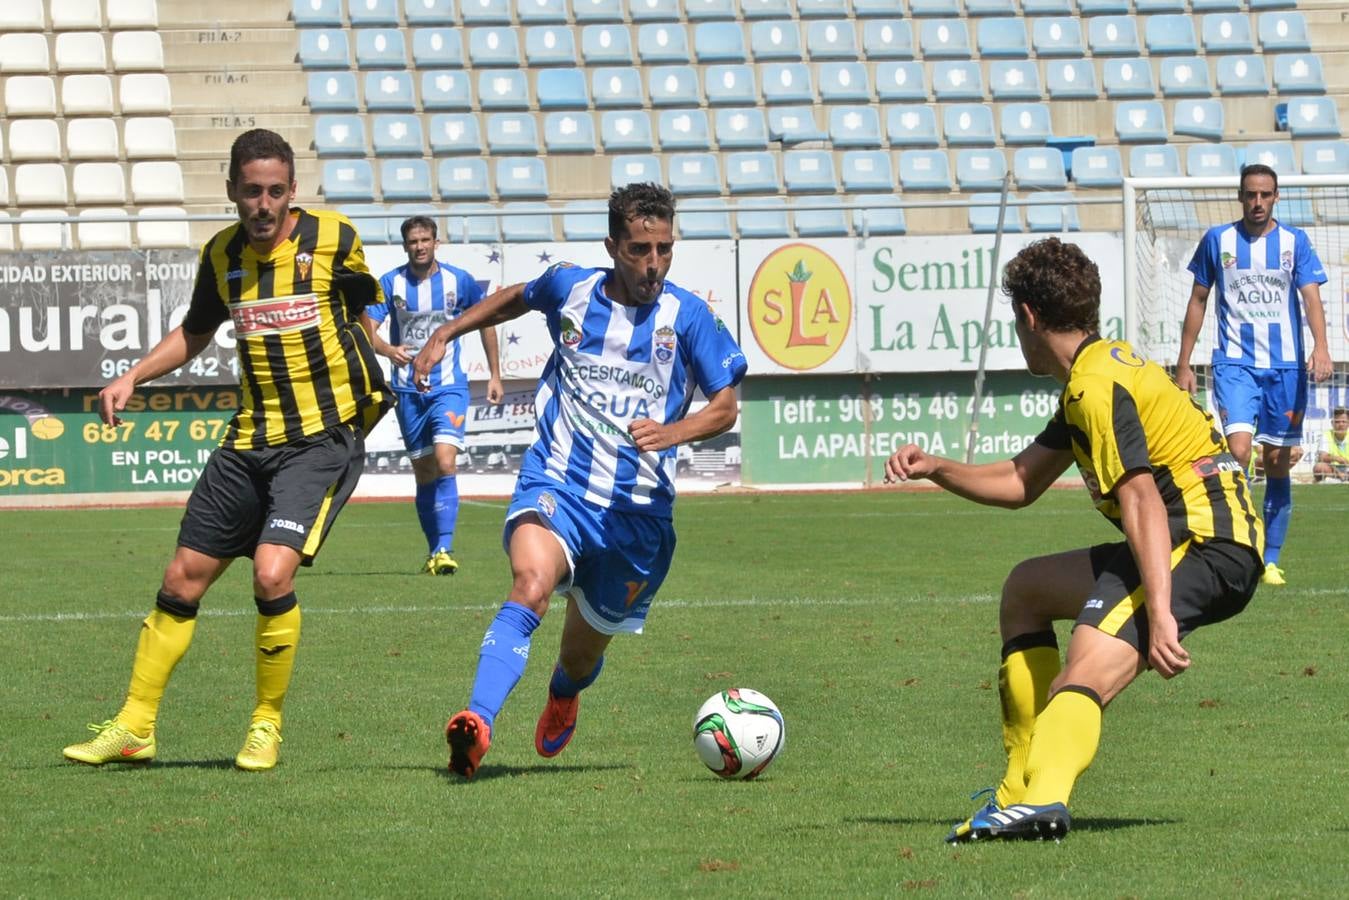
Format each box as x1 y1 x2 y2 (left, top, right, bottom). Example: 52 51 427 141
1333 406 1349 418
1001 237 1101 334
400 215 438 241
228 129 295 184
608 182 676 241
1239 163 1279 193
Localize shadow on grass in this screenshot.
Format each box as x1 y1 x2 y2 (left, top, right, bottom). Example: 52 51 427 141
432 762 631 782
846 816 1177 834
149 759 240 770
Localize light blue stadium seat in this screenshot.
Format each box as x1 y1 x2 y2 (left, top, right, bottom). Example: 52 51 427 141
461 0 510 23
695 22 748 62
805 20 860 59
965 0 1018 15
1273 187 1313 225
1243 141 1298 174
1135 0 1184 9
1031 18 1085 57
931 62 983 101
298 29 350 68
767 106 827 143
380 159 433 201
1103 59 1155 98
537 69 589 109
798 0 850 17
818 62 871 103
412 28 465 67
477 70 530 109
355 29 407 68
296 0 344 27
591 67 645 108
428 113 483 155
518 0 569 23
486 112 540 153
659 108 712 150
444 204 501 243
742 0 792 18
364 70 416 111
372 114 424 155
323 160 376 202
1026 192 1080 233
573 0 623 22
679 199 733 240
1001 102 1052 144
1128 144 1182 177
1070 146 1123 187
1045 60 1098 99
469 27 521 67
668 152 721 195
852 0 903 13
956 148 1009 190
990 61 1042 100
525 26 577 66
562 200 607 240
784 150 838 192
648 66 700 106
862 20 914 60
501 203 556 242
638 23 691 64
725 151 780 193
685 0 737 20
1186 143 1239 176
1115 101 1167 142
908 0 960 15
969 193 1021 233
422 70 472 110
1146 15 1199 55
629 0 680 21
898 150 952 191
1088 17 1141 56
1250 0 1296 8
829 106 883 148
1273 55 1327 94
438 158 491 200
978 18 1029 58
1193 0 1241 8
887 104 941 147
716 107 770 149
349 0 400 26
1020 0 1071 13
736 199 791 238
943 104 996 146
1301 140 1349 175
314 114 367 156
1013 147 1067 188
391 206 444 241
1286 97 1341 138
544 111 597 153
876 62 928 101
841 150 895 191
751 20 804 60
601 110 654 151
309 72 359 111
1160 57 1214 98
1202 13 1255 54
793 198 848 238
1173 99 1224 140
1257 12 1309 52
340 204 396 244
1076 0 1127 13
581 25 633 64
496 157 548 198
1215 56 1268 96
612 154 662 187
919 19 972 59
704 64 758 106
852 194 906 235
760 63 814 104
404 0 456 25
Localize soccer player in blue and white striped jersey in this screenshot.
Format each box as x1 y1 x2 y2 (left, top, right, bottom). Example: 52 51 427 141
367 216 503 576
1175 164 1333 585
413 183 747 778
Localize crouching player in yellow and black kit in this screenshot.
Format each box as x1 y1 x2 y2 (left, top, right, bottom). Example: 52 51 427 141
885 238 1264 842
63 129 390 771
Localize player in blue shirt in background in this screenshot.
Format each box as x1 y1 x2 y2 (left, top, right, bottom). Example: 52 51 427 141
414 183 748 777
367 215 503 575
1175 164 1333 585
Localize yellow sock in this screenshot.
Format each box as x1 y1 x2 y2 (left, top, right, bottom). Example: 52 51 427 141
1022 687 1103 807
994 636 1060 808
253 603 302 729
119 605 198 736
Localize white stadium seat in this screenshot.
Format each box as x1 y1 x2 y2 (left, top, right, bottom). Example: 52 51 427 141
73 163 129 204
123 117 177 158
131 161 184 203
0 0 46 30
4 76 58 116
107 0 160 29
119 73 172 113
112 31 165 70
0 33 51 73
136 207 191 248
15 164 71 205
67 118 121 159
20 210 74 250
78 208 133 249
8 120 62 161
55 32 108 72
62 74 116 115
50 0 104 30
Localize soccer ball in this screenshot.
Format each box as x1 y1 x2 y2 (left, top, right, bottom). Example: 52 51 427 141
692 688 785 780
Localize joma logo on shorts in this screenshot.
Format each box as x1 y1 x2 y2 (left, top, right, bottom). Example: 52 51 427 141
269 518 306 535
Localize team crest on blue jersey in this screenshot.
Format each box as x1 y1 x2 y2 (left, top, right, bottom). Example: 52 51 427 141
394 295 407 309
1221 251 1236 269
1281 250 1293 271
560 316 582 348
537 491 557 518
654 325 676 363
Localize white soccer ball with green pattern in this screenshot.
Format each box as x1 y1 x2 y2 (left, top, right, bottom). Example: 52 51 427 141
692 688 785 780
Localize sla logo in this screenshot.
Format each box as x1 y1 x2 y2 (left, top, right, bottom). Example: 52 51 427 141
747 244 851 371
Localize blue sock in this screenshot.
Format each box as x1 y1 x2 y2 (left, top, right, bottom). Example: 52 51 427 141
433 474 459 553
414 482 438 554
467 602 541 729
549 656 605 699
1263 476 1292 565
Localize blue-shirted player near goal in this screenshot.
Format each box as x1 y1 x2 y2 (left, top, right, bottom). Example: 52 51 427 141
367 215 503 576
413 183 747 777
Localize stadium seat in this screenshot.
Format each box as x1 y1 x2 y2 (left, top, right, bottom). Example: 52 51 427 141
591 67 645 108
1273 55 1327 94
735 198 791 238
887 104 941 147
931 62 983 101
444 204 501 243
742 0 791 17
421 70 472 110
805 20 859 59
1076 0 1127 13
685 0 736 20
793 198 848 237
1249 0 1296 8
1160 58 1213 98
600 110 655 151
428 113 483 154
461 0 511 24
1102 59 1155 98
955 148 1009 190
1088 17 1141 56
965 0 1017 14
919 20 972 59
840 150 895 191
908 0 960 15
119 72 170 114
1299 140 1349 175
299 29 351 68
109 0 159 28
1013 148 1067 188
695 22 748 63
1257 12 1309 52
66 118 119 159
1115 101 1168 142
364 71 415 111
501 203 556 242
486 112 540 154
1276 186 1315 226
1025 193 1080 233
573 0 624 22
611 154 662 187
678 199 733 240
1243 141 1297 174
704 64 758 106
898 150 952 191
544 112 597 153
1135 0 1184 9
52 0 103 29
1030 17 1085 58
1192 0 1241 9
477 70 530 109
861 20 913 59
767 106 827 143
1045 60 1098 99
668 152 721 195
659 108 712 150
437 157 491 199
372 114 424 155
629 0 679 21
1070 146 1123 187
969 193 1022 233
798 0 849 16
1216 56 1269 96
130 161 183 203
518 0 569 23
852 195 906 236
495 157 548 198
315 114 368 156
349 0 400 26
977 18 1029 58
525 26 578 66
1202 13 1255 54
760 63 814 104
561 200 608 240
4 76 57 117
124 117 176 158
0 34 50 73
1128 144 1183 177
817 63 871 103
9 120 62 160
294 0 343 27
379 160 432 202
716 107 770 149
1286 97 1341 138
852 0 902 13
581 24 634 64
1173 99 1224 140
537 69 589 109
19 211 74 251
403 0 457 27
1186 143 1239 176
943 104 996 146
751 20 804 60
1001 102 1052 145
309 72 359 111
989 60 1042 101
322 160 377 201
129 205 186 248
77 209 131 250
54 32 107 72
638 23 691 64
412 29 465 67
724 151 780 193
648 66 700 107
468 27 519 67
354 29 408 69
875 62 928 101
1021 0 1071 13
1145 15 1199 55
783 150 837 192
828 106 882 148
0 0 45 30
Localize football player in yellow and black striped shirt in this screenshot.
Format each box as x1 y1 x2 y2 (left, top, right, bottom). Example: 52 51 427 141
885 238 1264 843
64 129 390 772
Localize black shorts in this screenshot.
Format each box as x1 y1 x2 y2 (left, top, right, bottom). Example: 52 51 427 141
178 424 366 566
1075 538 1262 654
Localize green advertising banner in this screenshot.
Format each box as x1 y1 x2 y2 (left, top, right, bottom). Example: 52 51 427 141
740 372 1065 485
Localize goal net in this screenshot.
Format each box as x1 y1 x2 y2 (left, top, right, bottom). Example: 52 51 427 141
1124 174 1349 480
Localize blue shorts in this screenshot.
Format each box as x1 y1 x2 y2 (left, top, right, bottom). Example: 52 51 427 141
1212 364 1307 447
393 389 469 459
504 475 676 635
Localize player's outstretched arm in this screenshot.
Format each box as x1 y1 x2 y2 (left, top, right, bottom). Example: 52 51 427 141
99 327 214 425
414 283 528 391
1115 469 1188 678
1174 281 1210 395
628 386 738 452
884 440 1072 509
479 319 504 405
1299 282 1334 383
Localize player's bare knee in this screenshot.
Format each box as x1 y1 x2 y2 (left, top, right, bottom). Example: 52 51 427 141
252 566 296 600
507 574 554 613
